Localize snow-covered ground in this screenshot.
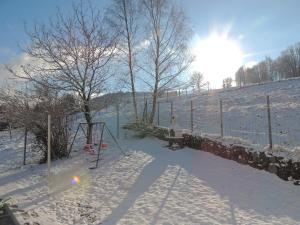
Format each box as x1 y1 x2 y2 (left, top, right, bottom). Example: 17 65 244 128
144 78 300 161
1 127 300 225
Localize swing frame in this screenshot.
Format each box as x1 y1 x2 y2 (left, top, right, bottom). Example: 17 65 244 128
67 122 127 169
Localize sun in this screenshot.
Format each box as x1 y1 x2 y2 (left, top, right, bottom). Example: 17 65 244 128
192 32 243 88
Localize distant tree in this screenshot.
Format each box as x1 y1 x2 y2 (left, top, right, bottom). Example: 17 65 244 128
276 44 300 79
140 0 193 124
190 72 204 91
257 60 270 82
223 77 233 88
235 66 245 87
6 1 118 144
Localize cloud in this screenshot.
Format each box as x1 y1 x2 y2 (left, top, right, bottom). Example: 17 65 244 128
0 53 34 84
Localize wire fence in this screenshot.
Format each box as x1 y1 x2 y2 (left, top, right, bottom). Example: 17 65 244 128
139 92 300 151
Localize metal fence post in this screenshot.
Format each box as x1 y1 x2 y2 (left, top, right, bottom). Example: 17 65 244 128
116 104 120 139
191 100 194 133
23 127 28 165
220 100 224 137
47 114 51 177
157 102 160 126
267 95 273 149
145 98 148 123
170 101 173 123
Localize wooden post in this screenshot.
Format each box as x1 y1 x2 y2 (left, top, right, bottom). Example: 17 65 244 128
267 95 273 149
191 100 194 133
157 102 160 126
117 104 120 139
23 127 28 165
47 114 51 177
220 100 224 137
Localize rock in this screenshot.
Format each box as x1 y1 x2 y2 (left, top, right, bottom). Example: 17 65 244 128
294 180 300 185
268 164 278 174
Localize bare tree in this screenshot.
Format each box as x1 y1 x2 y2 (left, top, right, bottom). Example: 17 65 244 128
235 66 245 87
6 2 118 144
190 71 204 91
108 0 140 122
0 84 79 162
223 77 233 88
140 0 193 124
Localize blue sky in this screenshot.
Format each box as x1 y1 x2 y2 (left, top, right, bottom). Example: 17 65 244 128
0 0 300 87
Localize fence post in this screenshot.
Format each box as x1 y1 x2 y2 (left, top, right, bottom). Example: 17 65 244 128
191 100 194 133
157 102 160 126
220 100 224 137
116 103 120 139
267 95 273 149
9 123 12 140
179 89 181 96
23 127 28 165
145 99 148 123
170 101 173 123
47 114 51 177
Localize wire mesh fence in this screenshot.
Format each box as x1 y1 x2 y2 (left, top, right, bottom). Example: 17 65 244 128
139 92 300 151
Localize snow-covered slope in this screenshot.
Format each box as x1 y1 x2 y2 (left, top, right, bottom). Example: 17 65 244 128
147 78 300 161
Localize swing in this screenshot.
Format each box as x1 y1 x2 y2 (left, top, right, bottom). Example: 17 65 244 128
93 123 108 151
83 144 95 154
67 122 128 169
101 142 108 150
93 123 100 146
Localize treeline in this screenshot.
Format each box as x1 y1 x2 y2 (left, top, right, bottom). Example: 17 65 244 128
235 42 300 86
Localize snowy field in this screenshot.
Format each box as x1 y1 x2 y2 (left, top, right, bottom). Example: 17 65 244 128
1 126 300 224
145 78 300 161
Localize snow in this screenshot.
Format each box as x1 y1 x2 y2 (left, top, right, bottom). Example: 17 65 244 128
1 127 300 224
143 77 300 162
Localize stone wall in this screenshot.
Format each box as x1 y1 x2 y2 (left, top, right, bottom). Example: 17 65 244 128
124 124 300 185
182 134 300 185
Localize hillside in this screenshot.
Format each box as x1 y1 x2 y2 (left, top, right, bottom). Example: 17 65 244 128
144 78 300 161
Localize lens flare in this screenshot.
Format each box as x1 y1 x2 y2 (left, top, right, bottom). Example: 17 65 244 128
71 175 81 185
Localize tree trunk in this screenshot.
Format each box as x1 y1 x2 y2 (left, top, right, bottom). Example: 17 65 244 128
128 42 139 122
123 0 139 123
149 82 158 124
84 102 93 144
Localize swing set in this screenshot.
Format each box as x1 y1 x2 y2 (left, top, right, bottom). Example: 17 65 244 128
67 122 127 169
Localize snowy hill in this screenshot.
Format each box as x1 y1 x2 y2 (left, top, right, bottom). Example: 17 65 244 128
148 78 300 161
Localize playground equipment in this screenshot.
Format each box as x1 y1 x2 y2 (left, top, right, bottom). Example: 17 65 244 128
67 122 127 169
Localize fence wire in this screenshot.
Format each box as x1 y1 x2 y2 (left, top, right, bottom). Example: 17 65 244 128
139 91 300 151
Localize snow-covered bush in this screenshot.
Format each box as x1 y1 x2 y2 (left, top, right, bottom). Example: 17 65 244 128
0 85 79 163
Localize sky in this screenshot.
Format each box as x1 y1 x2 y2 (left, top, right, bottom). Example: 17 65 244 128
1 0 300 88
